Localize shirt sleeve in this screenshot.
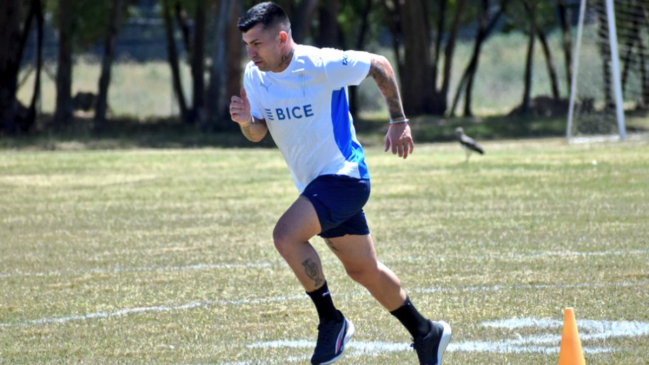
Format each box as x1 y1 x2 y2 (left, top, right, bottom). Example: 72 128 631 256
322 49 373 90
243 63 264 120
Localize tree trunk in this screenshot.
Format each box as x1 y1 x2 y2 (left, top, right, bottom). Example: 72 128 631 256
640 41 649 107
451 0 488 117
95 0 125 131
355 0 373 51
293 0 320 44
0 0 26 133
162 0 190 123
26 0 44 132
557 0 572 91
451 0 504 117
399 0 436 114
349 0 373 120
432 0 448 89
621 2 642 97
460 0 491 117
598 6 613 109
380 0 404 79
317 0 339 48
520 1 536 114
440 0 467 103
224 2 242 120
54 0 73 129
521 31 535 113
537 29 560 100
191 0 208 125
207 0 237 131
464 1 507 116
638 6 649 107
174 2 192 56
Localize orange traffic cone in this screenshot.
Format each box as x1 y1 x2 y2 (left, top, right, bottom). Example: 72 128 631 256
558 307 586 365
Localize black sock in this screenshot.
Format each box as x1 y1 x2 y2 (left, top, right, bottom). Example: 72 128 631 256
306 281 342 323
390 296 431 338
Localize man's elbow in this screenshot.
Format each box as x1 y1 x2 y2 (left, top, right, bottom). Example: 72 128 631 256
248 130 268 143
373 54 390 66
369 54 394 79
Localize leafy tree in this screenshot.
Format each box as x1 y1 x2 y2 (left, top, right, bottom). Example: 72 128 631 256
53 0 73 128
504 0 561 114
451 0 509 117
0 0 44 134
206 0 240 131
617 0 649 107
162 0 191 123
317 0 341 48
95 0 129 131
338 0 376 119
382 0 471 116
190 0 209 125
46 0 137 128
293 0 321 44
162 0 243 129
557 0 573 90
48 1 117 50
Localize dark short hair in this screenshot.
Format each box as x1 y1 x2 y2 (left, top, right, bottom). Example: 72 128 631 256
237 2 290 33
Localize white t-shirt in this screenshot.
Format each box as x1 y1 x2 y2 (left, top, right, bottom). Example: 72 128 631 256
243 44 373 193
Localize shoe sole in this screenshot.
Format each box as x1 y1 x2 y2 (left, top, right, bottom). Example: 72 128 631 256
436 320 452 365
318 319 355 365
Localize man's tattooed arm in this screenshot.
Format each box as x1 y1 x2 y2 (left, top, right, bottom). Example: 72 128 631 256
367 55 406 121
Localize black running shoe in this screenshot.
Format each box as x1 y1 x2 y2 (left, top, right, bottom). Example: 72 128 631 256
412 320 452 365
310 311 355 365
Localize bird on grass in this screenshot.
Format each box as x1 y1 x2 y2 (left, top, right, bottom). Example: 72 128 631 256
455 127 484 163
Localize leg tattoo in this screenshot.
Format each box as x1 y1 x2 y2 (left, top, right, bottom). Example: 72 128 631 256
302 258 324 287
323 238 340 252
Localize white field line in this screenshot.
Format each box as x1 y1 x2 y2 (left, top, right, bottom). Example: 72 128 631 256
236 317 649 360
389 248 649 264
416 281 642 294
245 338 613 358
484 317 649 340
0 294 304 327
2 281 648 327
212 354 311 365
2 248 647 279
0 262 276 278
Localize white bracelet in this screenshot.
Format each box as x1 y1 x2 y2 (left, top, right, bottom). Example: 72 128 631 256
389 118 409 124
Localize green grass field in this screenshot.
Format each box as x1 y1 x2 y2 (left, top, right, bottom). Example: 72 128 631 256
1 138 649 364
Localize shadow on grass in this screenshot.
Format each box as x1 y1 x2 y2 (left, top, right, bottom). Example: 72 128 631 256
409 114 568 143
2 112 645 150
0 115 278 150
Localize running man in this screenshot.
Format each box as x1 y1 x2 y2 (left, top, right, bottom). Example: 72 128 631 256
229 2 451 364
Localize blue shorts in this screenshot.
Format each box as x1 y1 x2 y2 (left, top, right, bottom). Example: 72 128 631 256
301 175 371 238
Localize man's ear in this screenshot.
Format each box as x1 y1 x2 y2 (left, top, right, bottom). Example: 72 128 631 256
278 31 288 46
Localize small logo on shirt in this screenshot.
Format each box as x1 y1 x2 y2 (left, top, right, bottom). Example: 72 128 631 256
264 108 275 121
298 73 306 97
342 54 349 66
260 81 272 92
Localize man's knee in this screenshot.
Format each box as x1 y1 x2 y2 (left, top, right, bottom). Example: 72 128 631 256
345 263 379 285
272 225 294 257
